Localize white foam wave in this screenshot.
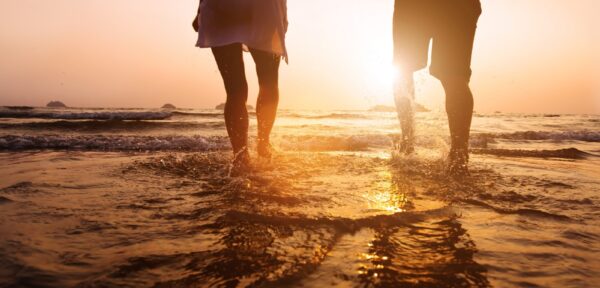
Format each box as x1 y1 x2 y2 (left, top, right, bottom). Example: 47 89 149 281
0 111 172 120
475 131 600 142
2 130 598 153
276 134 393 151
0 135 230 151
0 134 395 152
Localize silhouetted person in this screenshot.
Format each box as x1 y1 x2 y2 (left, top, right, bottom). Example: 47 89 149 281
393 0 481 176
193 0 288 176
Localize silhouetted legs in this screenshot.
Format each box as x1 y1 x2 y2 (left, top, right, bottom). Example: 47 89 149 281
394 71 415 153
211 43 281 172
393 0 480 176
442 77 473 175
394 70 474 175
251 48 281 157
442 78 473 154
212 44 249 157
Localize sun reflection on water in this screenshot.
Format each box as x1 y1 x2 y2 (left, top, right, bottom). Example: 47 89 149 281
357 249 392 282
363 171 409 214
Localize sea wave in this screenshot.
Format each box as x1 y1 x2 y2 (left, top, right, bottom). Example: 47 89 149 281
473 113 569 118
0 134 394 152
1 128 598 154
171 111 224 118
471 147 594 159
285 113 375 120
0 111 173 120
2 106 35 110
473 130 600 143
276 134 392 151
0 135 230 151
460 199 573 221
0 120 225 132
0 196 13 204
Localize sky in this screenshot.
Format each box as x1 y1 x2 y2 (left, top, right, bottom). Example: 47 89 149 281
0 0 598 113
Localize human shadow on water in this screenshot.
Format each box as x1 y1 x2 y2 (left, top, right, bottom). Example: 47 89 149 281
358 218 489 288
353 159 490 288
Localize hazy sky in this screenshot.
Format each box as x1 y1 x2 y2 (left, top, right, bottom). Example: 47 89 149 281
0 0 598 113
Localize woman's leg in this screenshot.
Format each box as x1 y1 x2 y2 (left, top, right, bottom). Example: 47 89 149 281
250 48 281 156
211 43 249 155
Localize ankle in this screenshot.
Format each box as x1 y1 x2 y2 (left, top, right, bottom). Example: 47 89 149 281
233 147 250 161
257 137 270 146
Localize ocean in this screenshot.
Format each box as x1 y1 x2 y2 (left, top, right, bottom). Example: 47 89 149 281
0 106 599 287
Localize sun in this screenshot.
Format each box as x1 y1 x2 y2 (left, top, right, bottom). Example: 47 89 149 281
363 62 401 104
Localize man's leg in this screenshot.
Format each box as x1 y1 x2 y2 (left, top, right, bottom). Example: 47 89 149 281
430 0 481 175
394 70 416 153
441 77 473 173
393 0 431 153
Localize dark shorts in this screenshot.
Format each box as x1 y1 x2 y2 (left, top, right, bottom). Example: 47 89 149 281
393 0 481 81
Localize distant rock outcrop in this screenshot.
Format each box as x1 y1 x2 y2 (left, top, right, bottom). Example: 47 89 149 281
215 103 254 110
414 103 430 112
162 103 176 109
46 101 67 108
369 103 430 113
368 105 396 112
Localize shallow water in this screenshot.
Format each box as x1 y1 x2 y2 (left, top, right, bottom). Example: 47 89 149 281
1 150 599 287
1 108 599 287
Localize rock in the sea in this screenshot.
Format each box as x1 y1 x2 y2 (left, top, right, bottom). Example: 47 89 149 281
369 105 396 112
162 103 176 109
215 103 254 110
414 103 430 112
46 101 67 108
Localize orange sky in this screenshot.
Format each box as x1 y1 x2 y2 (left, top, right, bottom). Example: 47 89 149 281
0 0 598 113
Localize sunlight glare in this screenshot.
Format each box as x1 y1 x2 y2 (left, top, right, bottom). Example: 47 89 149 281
363 62 401 104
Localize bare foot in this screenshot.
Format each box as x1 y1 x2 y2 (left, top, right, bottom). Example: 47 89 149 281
394 135 415 155
257 141 274 159
229 149 251 177
399 138 415 155
447 148 469 179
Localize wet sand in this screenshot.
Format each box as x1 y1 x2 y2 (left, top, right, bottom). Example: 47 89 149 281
1 151 599 287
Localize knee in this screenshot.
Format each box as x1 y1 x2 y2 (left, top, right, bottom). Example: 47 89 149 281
442 79 472 102
258 73 279 90
226 92 248 110
395 96 412 108
258 83 279 102
225 81 248 102
441 77 471 94
441 75 465 87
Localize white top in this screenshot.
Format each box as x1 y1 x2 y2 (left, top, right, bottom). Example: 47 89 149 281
196 0 288 62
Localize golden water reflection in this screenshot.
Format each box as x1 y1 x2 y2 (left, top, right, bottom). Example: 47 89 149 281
364 171 410 214
355 219 490 287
